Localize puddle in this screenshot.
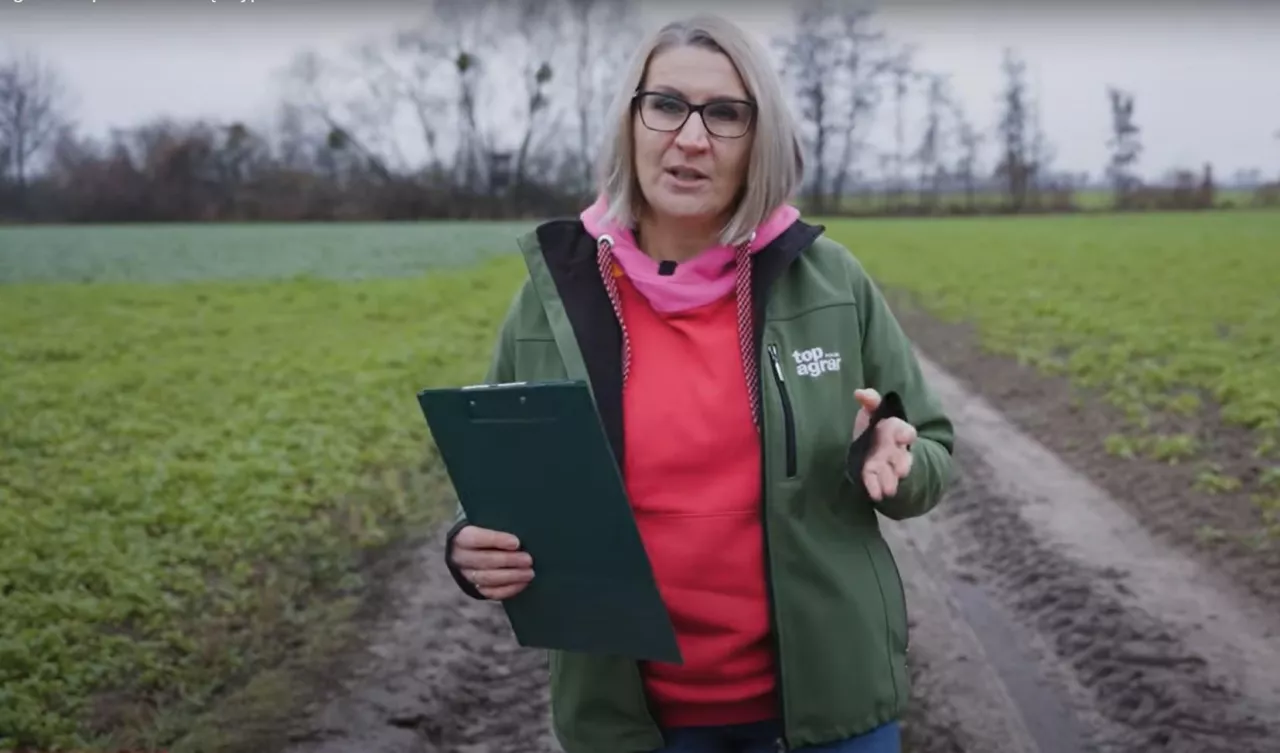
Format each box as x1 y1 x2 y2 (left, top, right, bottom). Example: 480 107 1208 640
949 578 1096 753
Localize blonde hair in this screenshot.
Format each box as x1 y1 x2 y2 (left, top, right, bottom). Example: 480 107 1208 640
596 14 805 247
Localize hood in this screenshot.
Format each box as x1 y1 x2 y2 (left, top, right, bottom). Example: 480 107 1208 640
579 194 801 314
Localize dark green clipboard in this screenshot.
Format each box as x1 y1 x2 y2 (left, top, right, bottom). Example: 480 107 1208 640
417 379 682 664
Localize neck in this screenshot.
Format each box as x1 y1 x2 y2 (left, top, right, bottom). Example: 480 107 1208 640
635 214 722 263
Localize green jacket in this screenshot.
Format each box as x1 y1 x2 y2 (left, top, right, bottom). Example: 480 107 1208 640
444 217 956 752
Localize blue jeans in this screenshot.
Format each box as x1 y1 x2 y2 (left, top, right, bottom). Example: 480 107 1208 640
651 719 900 752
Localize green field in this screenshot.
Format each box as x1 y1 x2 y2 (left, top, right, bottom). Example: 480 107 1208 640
0 220 534 284
0 226 534 751
829 210 1280 545
830 186 1264 214
2 210 1278 750
829 211 1279 449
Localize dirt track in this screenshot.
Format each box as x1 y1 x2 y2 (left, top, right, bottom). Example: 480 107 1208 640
279 326 1280 752
888 353 1280 753
278 536 557 753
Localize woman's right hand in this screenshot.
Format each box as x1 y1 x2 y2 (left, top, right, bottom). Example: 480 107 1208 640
449 525 535 600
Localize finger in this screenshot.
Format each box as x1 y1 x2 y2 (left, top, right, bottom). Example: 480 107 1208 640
853 411 869 440
480 582 530 601
877 464 899 498
863 462 884 500
854 388 881 411
466 567 535 589
455 526 521 552
876 417 907 438
887 448 913 479
452 548 533 570
895 422 917 446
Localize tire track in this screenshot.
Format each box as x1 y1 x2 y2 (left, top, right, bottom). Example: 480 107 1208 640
274 522 1016 753
897 351 1280 753
281 536 559 753
931 451 1273 752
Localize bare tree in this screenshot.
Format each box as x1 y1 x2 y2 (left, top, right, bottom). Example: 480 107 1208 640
271 100 319 172
275 50 396 184
776 4 834 213
0 50 73 206
427 0 505 193
1105 86 1142 208
1272 128 1279 181
561 0 638 195
947 97 983 210
913 72 952 210
1024 68 1055 208
884 45 921 211
994 47 1031 211
354 20 454 174
828 7 893 210
505 0 563 193
778 0 893 214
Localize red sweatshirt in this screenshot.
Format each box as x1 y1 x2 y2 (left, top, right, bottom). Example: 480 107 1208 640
615 270 777 728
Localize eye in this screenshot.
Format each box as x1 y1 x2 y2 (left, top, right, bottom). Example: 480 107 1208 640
651 96 686 114
705 102 748 122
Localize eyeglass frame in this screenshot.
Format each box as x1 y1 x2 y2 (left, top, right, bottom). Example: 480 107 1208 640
630 89 758 139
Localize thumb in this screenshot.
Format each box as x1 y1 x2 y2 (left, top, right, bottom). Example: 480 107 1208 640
855 388 881 412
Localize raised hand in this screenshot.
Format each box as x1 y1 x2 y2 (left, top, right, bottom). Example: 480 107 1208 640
852 388 917 501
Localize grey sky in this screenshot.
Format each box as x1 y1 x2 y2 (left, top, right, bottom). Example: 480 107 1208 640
2 0 1278 184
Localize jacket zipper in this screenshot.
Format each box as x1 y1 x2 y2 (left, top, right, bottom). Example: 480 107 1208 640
895 552 910 654
763 342 792 751
883 539 911 656
767 344 798 478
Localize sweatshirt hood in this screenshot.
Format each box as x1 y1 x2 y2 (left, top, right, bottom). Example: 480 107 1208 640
579 195 801 313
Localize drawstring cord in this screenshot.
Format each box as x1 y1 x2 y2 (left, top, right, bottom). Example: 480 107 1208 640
596 232 760 430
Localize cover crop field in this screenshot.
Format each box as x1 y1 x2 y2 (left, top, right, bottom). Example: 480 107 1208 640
2 209 1277 751
828 209 1280 610
0 223 534 751
832 210 1280 457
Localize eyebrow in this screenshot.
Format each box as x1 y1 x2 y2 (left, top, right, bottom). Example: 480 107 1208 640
646 84 750 103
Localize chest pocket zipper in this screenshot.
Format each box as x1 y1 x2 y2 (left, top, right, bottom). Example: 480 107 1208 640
767 344 798 479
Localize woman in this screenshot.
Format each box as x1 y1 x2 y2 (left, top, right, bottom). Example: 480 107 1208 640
444 13 955 753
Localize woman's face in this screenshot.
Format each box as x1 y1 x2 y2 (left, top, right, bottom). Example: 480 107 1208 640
632 44 755 229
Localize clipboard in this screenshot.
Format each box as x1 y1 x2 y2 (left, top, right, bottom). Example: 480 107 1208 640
417 379 682 664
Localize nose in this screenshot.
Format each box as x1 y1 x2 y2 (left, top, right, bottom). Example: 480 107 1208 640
673 112 710 151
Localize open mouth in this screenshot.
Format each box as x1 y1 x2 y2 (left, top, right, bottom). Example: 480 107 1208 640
665 166 708 181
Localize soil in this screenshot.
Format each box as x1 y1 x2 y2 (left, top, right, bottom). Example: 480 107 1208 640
265 302 1280 753
886 294 1280 611
277 536 558 753
885 299 1280 752
271 530 988 753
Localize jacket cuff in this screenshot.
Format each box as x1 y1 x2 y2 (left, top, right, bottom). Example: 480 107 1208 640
845 390 908 494
444 517 487 600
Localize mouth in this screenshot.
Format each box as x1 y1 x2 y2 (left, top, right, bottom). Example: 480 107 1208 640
664 166 709 182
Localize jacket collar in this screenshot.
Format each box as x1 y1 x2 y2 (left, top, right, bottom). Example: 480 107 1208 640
517 215 826 464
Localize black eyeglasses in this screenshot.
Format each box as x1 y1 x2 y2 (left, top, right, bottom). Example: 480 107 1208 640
632 91 756 139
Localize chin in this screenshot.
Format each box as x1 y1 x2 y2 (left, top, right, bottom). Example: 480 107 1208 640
646 187 728 223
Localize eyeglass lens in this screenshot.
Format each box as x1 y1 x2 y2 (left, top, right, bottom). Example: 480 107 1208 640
637 93 753 137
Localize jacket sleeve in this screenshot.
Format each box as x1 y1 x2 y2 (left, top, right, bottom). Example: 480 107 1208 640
443 285 523 599
843 258 956 520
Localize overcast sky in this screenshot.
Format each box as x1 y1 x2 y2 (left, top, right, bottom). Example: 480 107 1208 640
2 0 1278 183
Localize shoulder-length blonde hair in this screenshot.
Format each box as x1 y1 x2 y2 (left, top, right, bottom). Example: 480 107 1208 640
596 14 805 247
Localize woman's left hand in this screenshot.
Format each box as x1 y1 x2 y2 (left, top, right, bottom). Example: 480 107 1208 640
853 388 917 501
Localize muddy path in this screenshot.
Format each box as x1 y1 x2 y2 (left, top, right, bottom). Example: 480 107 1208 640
889 353 1280 753
276 355 1280 753
277 536 559 753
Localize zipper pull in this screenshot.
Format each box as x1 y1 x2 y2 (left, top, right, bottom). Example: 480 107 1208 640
767 343 786 382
